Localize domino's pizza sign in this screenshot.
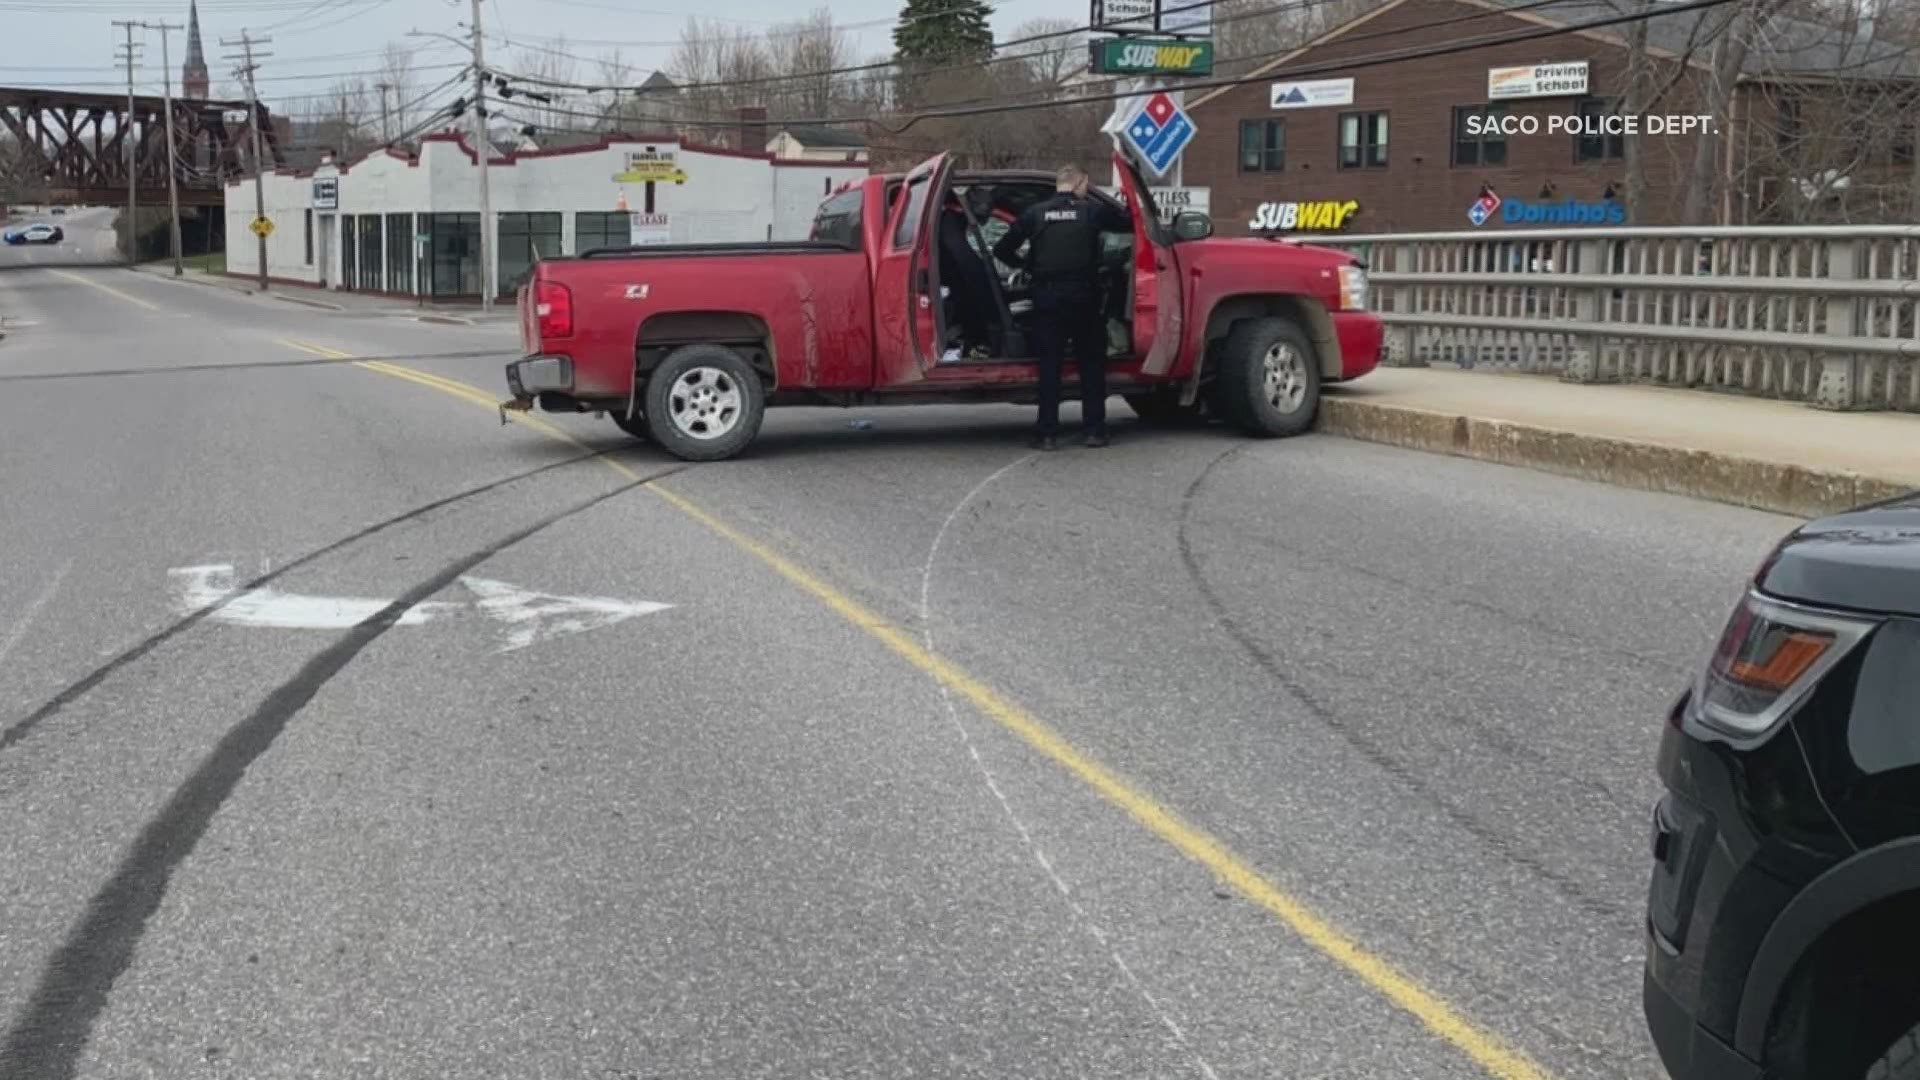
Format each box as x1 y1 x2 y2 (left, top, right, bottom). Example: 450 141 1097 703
1123 91 1198 177
1467 189 1502 226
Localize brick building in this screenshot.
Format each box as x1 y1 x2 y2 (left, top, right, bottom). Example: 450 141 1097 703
1181 0 1918 234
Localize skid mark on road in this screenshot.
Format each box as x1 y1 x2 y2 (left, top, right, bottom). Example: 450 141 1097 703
0 469 682 1080
1175 449 1629 924
918 453 1222 1080
334 346 1555 1080
0 448 605 754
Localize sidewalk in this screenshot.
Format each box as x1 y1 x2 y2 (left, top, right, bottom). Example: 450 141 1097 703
125 263 520 326
1321 367 1920 518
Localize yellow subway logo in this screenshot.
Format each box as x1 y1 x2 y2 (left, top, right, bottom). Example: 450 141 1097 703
1248 200 1362 231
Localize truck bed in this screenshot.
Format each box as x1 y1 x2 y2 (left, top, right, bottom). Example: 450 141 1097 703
574 241 855 260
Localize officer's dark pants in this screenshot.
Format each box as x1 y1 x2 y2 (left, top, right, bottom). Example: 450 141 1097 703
1031 280 1107 437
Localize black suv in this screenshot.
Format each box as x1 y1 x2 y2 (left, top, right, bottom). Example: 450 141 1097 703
1646 492 1920 1079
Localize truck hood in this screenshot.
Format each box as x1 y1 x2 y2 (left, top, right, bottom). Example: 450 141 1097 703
1180 237 1358 268
1758 492 1920 617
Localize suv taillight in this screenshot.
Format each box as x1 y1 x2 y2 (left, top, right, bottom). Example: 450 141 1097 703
1694 591 1875 736
534 279 573 340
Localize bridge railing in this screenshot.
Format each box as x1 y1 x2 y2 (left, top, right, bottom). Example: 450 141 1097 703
1312 226 1920 412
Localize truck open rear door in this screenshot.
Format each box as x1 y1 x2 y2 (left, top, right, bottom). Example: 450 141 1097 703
1113 152 1183 377
872 152 953 385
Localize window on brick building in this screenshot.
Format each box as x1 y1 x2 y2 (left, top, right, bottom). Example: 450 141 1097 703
1451 104 1508 166
1575 98 1625 162
1339 111 1388 169
1239 119 1286 172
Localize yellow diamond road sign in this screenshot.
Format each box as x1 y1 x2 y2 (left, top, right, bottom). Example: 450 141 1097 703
250 217 274 238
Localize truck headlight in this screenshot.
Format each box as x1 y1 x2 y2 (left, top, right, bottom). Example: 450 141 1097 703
1338 265 1369 311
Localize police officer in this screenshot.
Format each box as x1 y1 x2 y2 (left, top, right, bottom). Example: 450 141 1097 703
993 164 1130 450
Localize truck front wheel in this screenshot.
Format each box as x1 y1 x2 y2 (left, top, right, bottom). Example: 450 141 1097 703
642 344 766 462
1215 318 1320 438
610 410 649 441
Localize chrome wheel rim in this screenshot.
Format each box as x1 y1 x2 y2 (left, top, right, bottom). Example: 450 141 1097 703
1262 342 1307 413
667 367 743 440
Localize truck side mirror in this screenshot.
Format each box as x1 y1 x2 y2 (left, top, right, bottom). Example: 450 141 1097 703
1171 212 1213 242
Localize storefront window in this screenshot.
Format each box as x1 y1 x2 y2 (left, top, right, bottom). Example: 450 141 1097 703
423 213 480 298
340 214 356 289
1575 98 1625 162
1452 105 1507 167
1239 119 1285 172
384 213 413 295
574 211 631 253
1339 111 1389 169
356 215 383 292
498 212 561 298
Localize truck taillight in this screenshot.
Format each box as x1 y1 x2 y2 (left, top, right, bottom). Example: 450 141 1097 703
534 280 573 339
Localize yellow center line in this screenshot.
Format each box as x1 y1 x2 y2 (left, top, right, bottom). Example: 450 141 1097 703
49 269 162 312
315 342 1554 1080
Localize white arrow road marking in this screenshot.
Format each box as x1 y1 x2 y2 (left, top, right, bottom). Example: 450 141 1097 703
169 564 672 649
170 564 456 629
460 576 674 652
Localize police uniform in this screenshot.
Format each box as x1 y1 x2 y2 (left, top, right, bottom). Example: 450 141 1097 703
993 191 1130 446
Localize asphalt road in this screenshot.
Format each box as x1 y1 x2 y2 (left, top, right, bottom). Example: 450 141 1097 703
0 234 1798 1079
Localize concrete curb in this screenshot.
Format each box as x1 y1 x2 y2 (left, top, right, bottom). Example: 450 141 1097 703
127 266 257 296
1316 396 1913 519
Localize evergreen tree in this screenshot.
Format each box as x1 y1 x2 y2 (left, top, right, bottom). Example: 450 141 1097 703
893 0 995 64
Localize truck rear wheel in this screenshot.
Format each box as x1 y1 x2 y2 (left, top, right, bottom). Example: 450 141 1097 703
1215 317 1320 438
642 344 765 462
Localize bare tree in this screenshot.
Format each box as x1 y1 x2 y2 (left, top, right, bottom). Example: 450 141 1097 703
376 43 417 141
505 35 587 139
766 8 852 117
1001 18 1085 90
668 18 775 143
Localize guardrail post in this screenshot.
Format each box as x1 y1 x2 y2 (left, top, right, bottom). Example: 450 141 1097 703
1382 241 1423 367
1562 239 1610 383
1814 239 1869 410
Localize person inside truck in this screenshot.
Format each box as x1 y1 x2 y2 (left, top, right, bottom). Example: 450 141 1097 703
992 163 1133 449
938 191 999 360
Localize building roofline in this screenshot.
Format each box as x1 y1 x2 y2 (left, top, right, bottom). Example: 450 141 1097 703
1188 0 1714 112
231 132 867 185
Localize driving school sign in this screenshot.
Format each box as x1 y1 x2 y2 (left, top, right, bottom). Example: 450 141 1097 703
1488 61 1589 100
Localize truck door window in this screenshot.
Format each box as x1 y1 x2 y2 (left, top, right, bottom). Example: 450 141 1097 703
809 189 864 249
892 175 931 249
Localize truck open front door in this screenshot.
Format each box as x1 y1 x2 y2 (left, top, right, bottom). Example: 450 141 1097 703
1113 153 1183 377
871 152 954 387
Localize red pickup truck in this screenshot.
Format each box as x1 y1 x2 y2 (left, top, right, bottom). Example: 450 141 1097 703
505 152 1382 461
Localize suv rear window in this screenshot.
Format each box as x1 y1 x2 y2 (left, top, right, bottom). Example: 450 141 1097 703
810 189 864 249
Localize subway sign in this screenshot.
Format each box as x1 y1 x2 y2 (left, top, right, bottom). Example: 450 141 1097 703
1090 38 1214 76
1248 200 1360 231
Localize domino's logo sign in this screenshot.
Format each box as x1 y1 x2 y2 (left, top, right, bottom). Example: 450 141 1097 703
1467 189 1502 227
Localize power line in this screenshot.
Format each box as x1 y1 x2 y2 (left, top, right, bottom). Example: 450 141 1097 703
487 0 1737 135
484 0 1300 96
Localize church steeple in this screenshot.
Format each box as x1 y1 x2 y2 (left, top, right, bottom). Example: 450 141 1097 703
182 0 210 100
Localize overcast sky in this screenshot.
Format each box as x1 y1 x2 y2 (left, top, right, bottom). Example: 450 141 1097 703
11 0 1077 112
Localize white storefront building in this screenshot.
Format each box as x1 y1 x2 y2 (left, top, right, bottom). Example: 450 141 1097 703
225 132 866 299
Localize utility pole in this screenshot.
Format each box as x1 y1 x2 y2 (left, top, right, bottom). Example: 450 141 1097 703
223 30 272 292
112 21 141 265
146 20 186 276
470 0 495 310
375 82 394 143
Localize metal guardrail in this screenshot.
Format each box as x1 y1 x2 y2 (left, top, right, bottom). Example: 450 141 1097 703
1313 226 1920 412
